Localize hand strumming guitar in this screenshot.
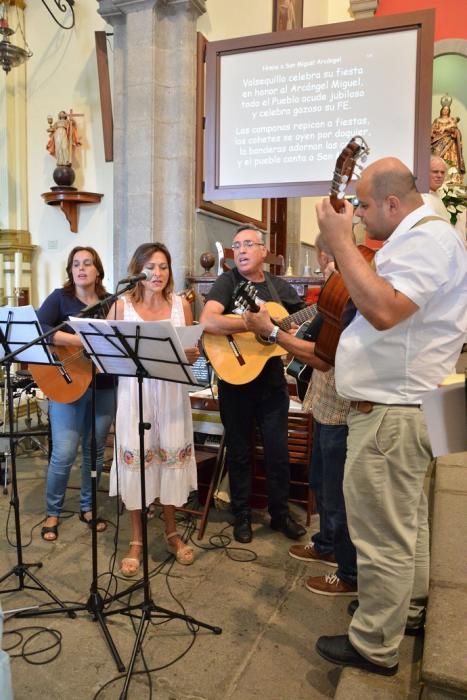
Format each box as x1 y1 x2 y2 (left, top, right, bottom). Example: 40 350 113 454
243 303 276 338
244 304 330 372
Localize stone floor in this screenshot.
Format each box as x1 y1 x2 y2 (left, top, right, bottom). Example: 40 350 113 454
0 451 422 700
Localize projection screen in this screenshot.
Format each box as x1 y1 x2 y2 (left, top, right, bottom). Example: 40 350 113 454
204 11 435 200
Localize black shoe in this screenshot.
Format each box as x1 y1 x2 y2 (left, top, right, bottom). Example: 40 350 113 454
270 514 306 540
233 516 252 544
347 599 424 637
316 634 398 676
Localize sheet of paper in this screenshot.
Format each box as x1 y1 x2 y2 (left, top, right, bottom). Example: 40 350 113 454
422 382 467 457
0 305 52 365
68 316 201 385
175 323 204 348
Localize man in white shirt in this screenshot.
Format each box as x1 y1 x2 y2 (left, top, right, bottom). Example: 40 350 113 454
422 155 450 219
314 157 467 676
423 155 466 241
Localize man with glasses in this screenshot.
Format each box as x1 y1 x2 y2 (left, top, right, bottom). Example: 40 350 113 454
201 224 326 544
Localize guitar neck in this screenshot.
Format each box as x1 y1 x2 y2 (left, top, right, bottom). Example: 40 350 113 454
329 193 346 212
278 303 318 331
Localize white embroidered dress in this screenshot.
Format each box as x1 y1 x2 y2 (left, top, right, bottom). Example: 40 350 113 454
109 294 197 509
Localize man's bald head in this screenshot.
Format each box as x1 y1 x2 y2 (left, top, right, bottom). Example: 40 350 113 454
430 155 446 191
355 158 423 241
361 158 419 205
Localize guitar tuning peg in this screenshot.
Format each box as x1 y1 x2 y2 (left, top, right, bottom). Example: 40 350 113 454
338 183 347 192
360 155 368 163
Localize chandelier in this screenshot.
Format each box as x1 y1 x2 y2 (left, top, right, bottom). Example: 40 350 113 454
0 0 75 75
0 2 32 74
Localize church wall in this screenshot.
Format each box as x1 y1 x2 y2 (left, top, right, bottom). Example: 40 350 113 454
15 1 464 301
25 1 113 304
376 0 467 41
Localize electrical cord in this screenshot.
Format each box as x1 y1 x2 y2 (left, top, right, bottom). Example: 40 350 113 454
3 625 63 665
4 506 75 549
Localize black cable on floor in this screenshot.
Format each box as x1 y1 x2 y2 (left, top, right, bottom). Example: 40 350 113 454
3 625 63 665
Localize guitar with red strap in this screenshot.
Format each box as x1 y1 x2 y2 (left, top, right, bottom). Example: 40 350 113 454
314 136 373 366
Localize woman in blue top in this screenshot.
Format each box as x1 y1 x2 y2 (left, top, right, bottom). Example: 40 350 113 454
37 246 116 541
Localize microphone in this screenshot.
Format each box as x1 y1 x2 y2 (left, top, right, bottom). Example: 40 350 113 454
117 269 152 285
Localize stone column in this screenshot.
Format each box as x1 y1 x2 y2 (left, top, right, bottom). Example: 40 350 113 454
97 0 206 291
0 0 34 306
153 0 206 291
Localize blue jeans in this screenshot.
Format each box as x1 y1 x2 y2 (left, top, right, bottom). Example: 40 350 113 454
310 420 357 586
46 387 115 517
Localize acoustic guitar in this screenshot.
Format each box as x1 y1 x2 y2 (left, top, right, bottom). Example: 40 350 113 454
30 344 93 404
285 312 321 400
314 136 373 366
202 281 319 385
30 287 196 403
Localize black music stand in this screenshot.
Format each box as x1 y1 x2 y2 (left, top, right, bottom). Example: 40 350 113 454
4 306 126 673
0 306 74 617
68 316 221 699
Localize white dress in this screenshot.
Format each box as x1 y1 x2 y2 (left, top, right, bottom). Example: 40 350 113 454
109 295 197 509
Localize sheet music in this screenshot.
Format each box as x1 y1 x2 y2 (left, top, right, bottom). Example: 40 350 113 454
175 323 204 348
0 305 53 364
422 382 466 457
68 317 202 385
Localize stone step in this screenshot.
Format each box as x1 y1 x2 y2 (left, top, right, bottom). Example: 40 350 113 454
335 635 422 700
420 452 467 700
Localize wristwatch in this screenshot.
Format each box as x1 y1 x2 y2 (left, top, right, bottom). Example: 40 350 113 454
268 325 280 343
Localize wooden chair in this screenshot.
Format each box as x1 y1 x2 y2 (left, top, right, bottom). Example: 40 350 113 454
215 241 285 276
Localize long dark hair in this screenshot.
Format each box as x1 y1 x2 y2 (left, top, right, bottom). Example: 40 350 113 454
127 242 174 303
63 246 107 298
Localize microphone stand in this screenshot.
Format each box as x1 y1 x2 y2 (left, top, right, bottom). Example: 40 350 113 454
0 353 74 616
77 323 222 699
0 280 139 366
5 280 138 671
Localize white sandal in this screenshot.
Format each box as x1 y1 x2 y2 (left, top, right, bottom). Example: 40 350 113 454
120 540 142 577
164 531 194 566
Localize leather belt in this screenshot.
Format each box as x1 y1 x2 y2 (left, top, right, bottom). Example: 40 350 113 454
350 401 421 414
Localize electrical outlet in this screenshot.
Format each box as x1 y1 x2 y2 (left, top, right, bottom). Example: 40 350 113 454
47 240 58 250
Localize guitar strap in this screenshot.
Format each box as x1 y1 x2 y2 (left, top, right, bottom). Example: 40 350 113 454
264 272 283 305
229 269 282 307
410 215 446 228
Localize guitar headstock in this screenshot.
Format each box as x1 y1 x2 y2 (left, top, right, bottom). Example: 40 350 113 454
330 135 370 212
233 281 260 313
178 288 196 305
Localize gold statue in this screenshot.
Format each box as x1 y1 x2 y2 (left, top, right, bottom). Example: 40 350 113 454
431 95 465 183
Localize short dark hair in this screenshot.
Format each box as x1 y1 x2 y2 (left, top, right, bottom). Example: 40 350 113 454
234 223 265 244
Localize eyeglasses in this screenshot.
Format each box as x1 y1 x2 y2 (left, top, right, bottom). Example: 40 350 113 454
231 240 265 251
